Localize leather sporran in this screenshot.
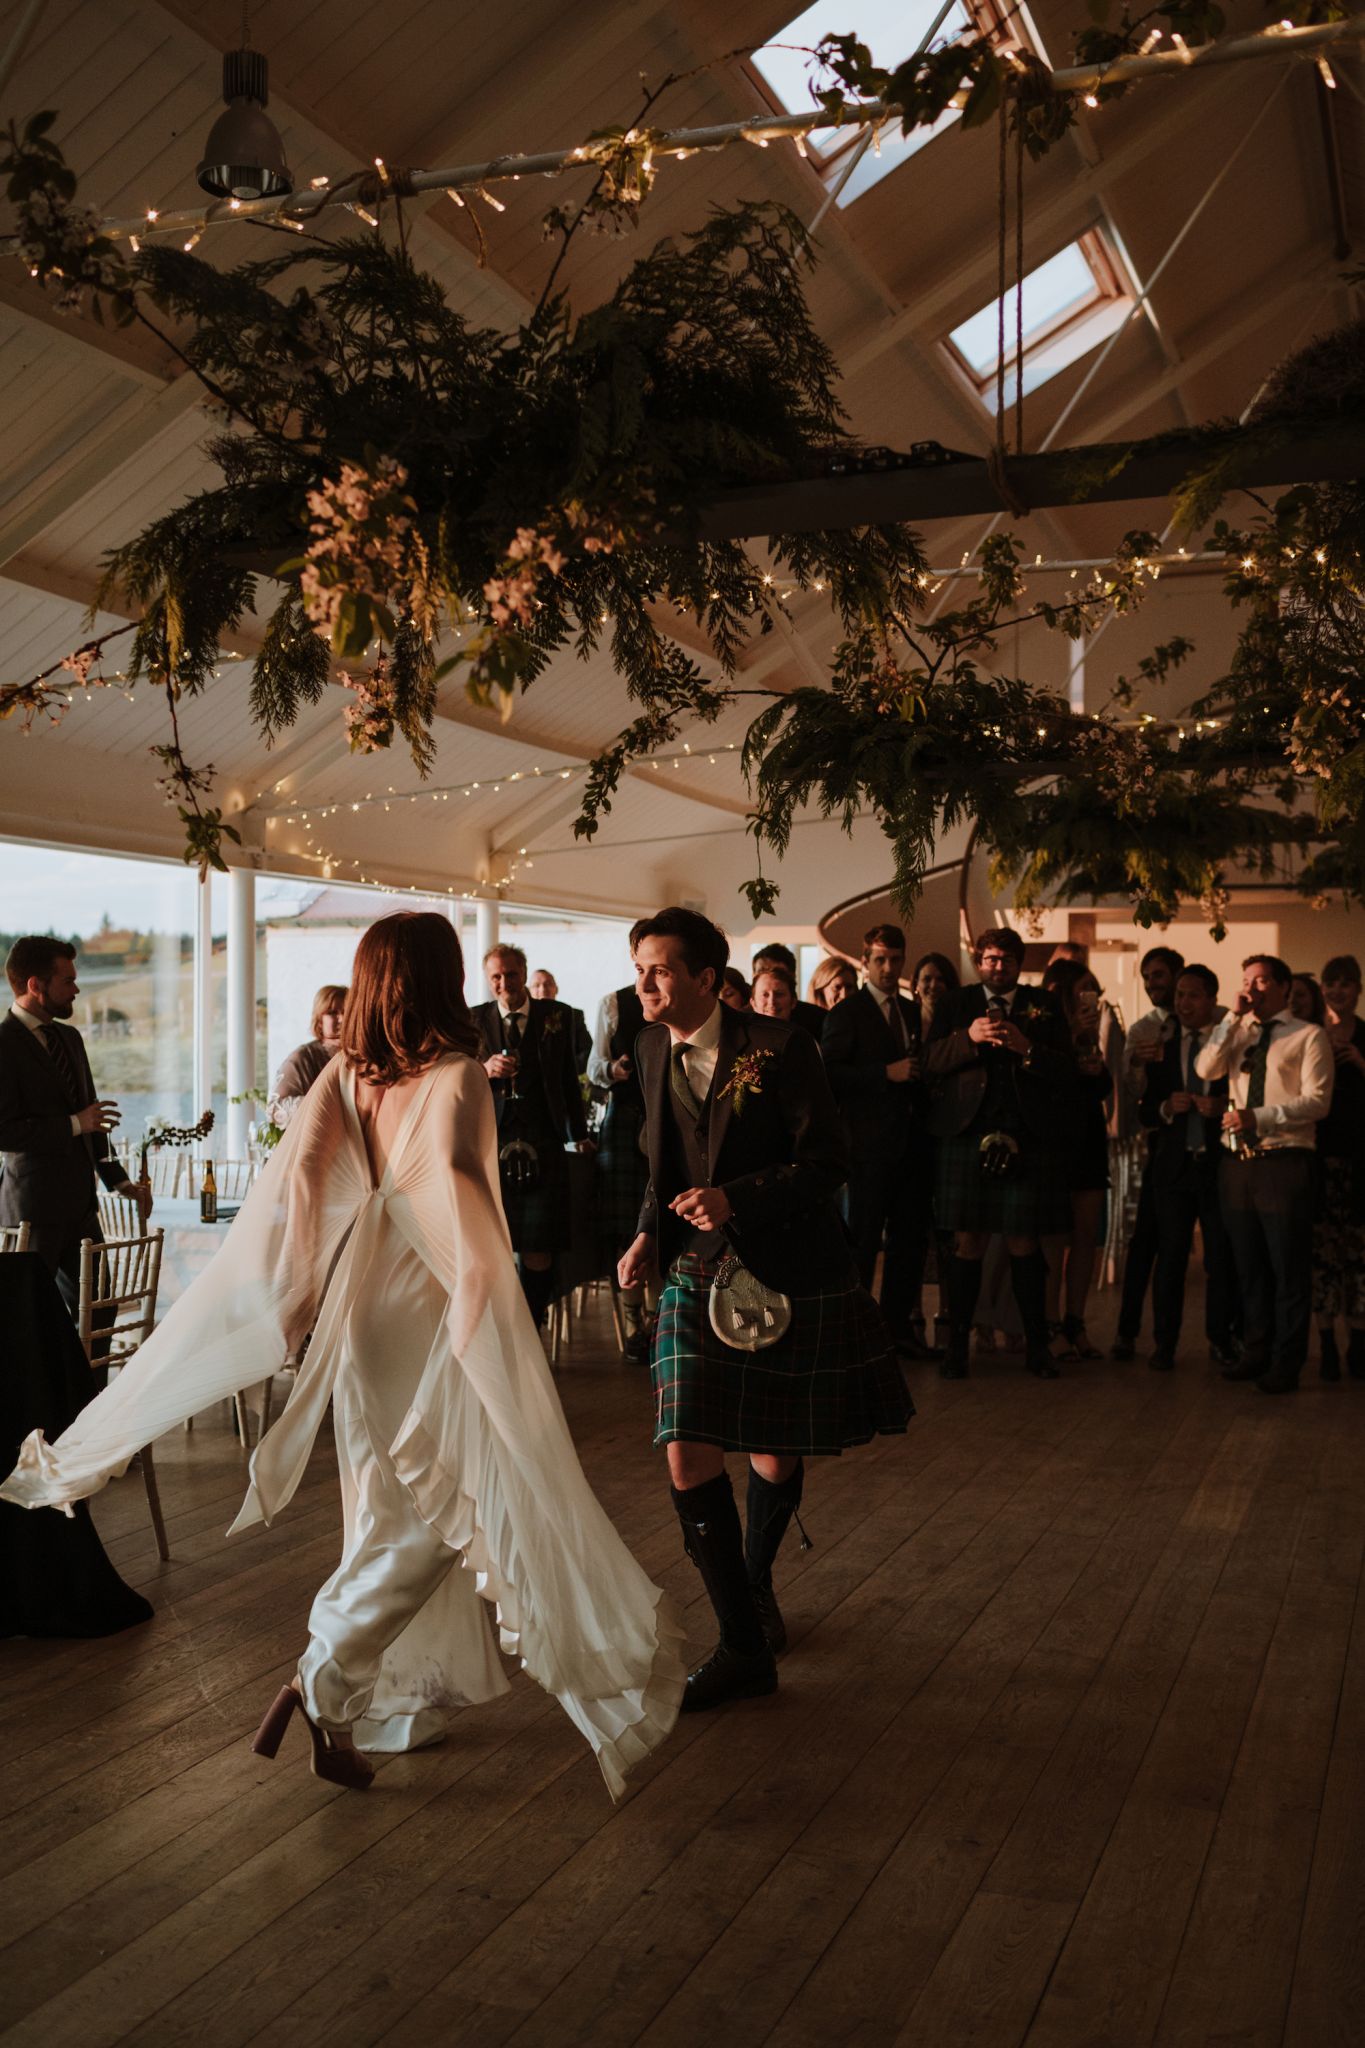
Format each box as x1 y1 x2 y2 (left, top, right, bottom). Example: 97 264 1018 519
708 1251 792 1352
978 1130 1021 1179
498 1136 540 1194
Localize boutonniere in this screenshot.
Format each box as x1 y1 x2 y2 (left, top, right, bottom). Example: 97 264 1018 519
719 1048 775 1115
539 1005 563 1035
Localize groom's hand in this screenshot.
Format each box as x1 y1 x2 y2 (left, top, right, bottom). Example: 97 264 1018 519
669 1186 733 1231
618 1232 654 1291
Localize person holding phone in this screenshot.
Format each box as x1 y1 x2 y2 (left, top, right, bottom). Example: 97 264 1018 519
1196 954 1334 1394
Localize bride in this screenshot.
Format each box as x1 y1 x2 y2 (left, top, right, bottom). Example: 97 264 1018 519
2 912 683 1796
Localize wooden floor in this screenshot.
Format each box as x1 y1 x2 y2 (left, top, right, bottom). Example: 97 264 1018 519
3 1286 1364 2047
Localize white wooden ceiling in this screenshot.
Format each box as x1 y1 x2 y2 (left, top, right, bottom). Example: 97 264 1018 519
0 0 1357 925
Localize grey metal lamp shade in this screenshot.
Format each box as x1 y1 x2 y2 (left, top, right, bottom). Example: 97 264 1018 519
197 48 292 201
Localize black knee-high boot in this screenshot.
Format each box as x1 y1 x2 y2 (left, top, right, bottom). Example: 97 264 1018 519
1010 1250 1059 1378
943 1255 983 1377
672 1472 777 1712
744 1460 808 1655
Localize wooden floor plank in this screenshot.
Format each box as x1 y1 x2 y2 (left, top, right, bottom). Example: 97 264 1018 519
3 1285 1363 2048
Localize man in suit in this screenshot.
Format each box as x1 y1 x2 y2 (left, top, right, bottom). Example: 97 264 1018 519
1 936 151 1322
529 967 593 1076
588 976 655 1362
1141 964 1237 1371
822 921 939 1357
619 907 910 1711
471 944 594 1329
1197 952 1334 1395
1112 943 1186 1359
751 942 824 1039
924 928 1072 1381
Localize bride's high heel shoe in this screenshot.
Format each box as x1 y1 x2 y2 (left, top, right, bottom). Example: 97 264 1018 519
251 1683 374 1790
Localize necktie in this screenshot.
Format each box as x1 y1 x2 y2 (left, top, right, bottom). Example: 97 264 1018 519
41 1024 85 1111
886 996 906 1054
1184 1032 1203 1151
503 1011 523 1054
671 1043 703 1121
1246 1022 1274 1112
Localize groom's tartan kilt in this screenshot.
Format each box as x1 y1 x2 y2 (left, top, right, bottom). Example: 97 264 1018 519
652 1254 914 1455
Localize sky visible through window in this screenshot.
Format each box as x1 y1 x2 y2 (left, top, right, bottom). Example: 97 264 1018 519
751 0 971 203
947 237 1133 408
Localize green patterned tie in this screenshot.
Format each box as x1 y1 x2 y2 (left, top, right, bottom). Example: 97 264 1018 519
671 1043 702 1121
1246 1021 1274 1111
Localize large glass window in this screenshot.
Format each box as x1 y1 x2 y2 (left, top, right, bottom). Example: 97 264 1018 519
944 229 1135 409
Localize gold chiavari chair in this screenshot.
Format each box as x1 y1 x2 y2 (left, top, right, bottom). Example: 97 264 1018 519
77 1230 168 1561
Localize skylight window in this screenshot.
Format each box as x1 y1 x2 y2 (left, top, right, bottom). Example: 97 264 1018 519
749 0 972 207
944 231 1136 409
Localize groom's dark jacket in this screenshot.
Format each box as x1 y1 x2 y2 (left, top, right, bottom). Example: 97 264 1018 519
634 1001 855 1294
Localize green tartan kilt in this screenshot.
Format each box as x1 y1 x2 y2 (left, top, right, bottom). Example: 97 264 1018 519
935 1125 1072 1237
500 1140 573 1255
595 1099 650 1257
652 1254 914 1455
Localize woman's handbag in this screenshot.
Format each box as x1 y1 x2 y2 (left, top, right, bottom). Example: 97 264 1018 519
708 1250 792 1352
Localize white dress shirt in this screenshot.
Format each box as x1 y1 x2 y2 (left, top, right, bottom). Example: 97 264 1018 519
1196 1005 1334 1151
669 998 723 1101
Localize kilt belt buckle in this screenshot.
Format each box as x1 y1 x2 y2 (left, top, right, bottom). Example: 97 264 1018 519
978 1130 1021 1179
708 1250 792 1353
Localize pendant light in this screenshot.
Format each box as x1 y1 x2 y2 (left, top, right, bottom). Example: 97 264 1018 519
196 5 292 202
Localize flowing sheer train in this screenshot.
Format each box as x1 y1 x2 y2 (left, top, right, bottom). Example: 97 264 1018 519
1 1054 684 1796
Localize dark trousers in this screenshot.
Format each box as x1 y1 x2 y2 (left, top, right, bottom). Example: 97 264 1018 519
1219 1150 1314 1377
1151 1150 1237 1354
847 1142 934 1336
1118 1156 1160 1339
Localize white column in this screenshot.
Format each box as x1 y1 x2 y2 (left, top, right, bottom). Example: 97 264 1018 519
475 898 499 968
191 874 213 1124
1068 635 1087 714
226 866 257 1157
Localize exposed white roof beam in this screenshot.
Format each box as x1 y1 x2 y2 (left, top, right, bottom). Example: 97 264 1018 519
0 273 177 389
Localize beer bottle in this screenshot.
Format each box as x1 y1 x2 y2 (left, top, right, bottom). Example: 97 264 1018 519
200 1157 218 1224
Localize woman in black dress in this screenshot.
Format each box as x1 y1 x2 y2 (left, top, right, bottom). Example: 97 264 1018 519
1315 953 1365 1380
1041 960 1113 1360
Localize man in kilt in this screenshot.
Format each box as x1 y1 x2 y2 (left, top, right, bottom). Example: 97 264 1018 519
925 927 1072 1380
472 943 594 1329
589 980 656 1363
619 907 912 1712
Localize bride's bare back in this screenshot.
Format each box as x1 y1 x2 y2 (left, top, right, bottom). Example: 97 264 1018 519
352 1065 435 1183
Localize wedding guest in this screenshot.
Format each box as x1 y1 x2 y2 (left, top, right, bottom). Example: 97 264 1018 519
530 968 593 1073
823 922 937 1357
910 951 961 1028
268 983 348 1128
619 907 910 1710
3 913 683 1797
719 967 751 1011
752 942 825 1037
925 928 1072 1381
808 956 858 1010
1112 943 1186 1360
1315 954 1365 1381
1289 972 1326 1026
1142 964 1237 1371
1 938 151 1324
1039 960 1113 1361
1197 953 1334 1395
751 963 797 1022
471 944 594 1329
589 978 656 1364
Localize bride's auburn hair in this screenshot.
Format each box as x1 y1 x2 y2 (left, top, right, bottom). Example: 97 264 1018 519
342 912 482 1083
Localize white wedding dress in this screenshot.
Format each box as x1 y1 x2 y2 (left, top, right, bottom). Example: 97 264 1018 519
1 1053 684 1796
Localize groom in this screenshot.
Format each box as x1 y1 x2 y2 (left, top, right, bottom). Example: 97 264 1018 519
619 906 911 1711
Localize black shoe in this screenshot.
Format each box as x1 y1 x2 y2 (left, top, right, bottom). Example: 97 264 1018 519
1320 1328 1341 1383
622 1328 652 1366
1063 1314 1102 1360
1208 1340 1239 1370
1150 1349 1175 1372
1222 1358 1265 1383
896 1322 944 1361
1048 1320 1079 1363
750 1579 787 1656
1026 1347 1061 1380
940 1355 970 1380
679 1640 779 1713
1111 1336 1136 1362
1256 1370 1300 1397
